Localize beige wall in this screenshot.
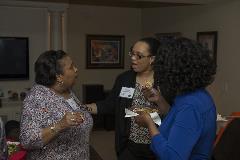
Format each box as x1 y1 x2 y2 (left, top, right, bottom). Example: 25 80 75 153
66 5 141 99
142 0 240 115
0 2 142 101
0 5 48 96
1 0 239 115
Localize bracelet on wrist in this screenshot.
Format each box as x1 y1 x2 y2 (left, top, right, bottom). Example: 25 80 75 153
50 123 59 134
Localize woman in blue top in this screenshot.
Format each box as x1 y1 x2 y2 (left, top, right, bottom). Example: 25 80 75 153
135 37 217 160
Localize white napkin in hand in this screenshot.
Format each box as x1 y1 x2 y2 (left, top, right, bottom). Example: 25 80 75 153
150 112 161 126
125 108 161 125
125 108 138 117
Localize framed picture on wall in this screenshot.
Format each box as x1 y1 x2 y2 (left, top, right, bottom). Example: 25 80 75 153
86 35 125 69
197 31 218 64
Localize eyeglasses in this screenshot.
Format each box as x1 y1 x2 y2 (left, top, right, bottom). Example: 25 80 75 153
128 51 152 60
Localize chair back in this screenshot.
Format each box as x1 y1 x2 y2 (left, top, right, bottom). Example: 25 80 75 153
214 112 240 146
212 118 240 160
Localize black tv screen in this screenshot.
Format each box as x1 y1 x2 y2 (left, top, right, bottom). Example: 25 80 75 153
0 37 29 80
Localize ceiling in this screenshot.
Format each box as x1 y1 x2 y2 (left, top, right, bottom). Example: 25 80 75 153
19 0 219 8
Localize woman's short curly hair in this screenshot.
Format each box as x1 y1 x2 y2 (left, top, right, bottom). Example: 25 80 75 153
34 50 67 86
154 37 216 102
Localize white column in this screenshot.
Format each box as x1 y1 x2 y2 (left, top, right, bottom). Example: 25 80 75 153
62 11 67 51
48 4 68 51
48 11 62 50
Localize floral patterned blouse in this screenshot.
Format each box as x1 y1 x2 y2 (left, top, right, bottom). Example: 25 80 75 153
0 117 8 160
20 85 93 160
129 83 158 144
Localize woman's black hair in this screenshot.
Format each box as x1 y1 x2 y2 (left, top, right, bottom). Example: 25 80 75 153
154 37 216 103
138 37 160 56
34 50 67 86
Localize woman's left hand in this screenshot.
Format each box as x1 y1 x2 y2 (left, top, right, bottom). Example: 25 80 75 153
135 111 153 128
59 112 84 129
68 112 85 126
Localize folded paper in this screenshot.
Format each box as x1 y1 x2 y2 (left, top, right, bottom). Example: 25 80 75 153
125 108 161 125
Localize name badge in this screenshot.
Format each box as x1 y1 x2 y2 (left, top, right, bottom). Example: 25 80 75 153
119 87 135 99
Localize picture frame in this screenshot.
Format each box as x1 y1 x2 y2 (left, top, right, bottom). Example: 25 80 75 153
155 32 182 41
197 31 218 64
86 35 125 69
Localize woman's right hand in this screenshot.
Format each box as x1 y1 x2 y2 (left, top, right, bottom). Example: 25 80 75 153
59 112 84 129
142 87 170 115
42 112 84 145
142 87 161 104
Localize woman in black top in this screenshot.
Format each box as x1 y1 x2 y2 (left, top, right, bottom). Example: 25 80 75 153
87 37 169 160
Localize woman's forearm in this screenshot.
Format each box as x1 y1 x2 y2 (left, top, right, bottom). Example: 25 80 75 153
147 119 160 137
42 120 66 145
156 96 170 116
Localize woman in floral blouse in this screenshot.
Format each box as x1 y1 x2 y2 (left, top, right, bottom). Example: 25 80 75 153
20 50 93 160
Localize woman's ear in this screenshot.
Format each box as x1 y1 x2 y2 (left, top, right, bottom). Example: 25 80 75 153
150 56 155 65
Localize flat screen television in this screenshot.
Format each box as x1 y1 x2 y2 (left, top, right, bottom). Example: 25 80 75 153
0 37 29 80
